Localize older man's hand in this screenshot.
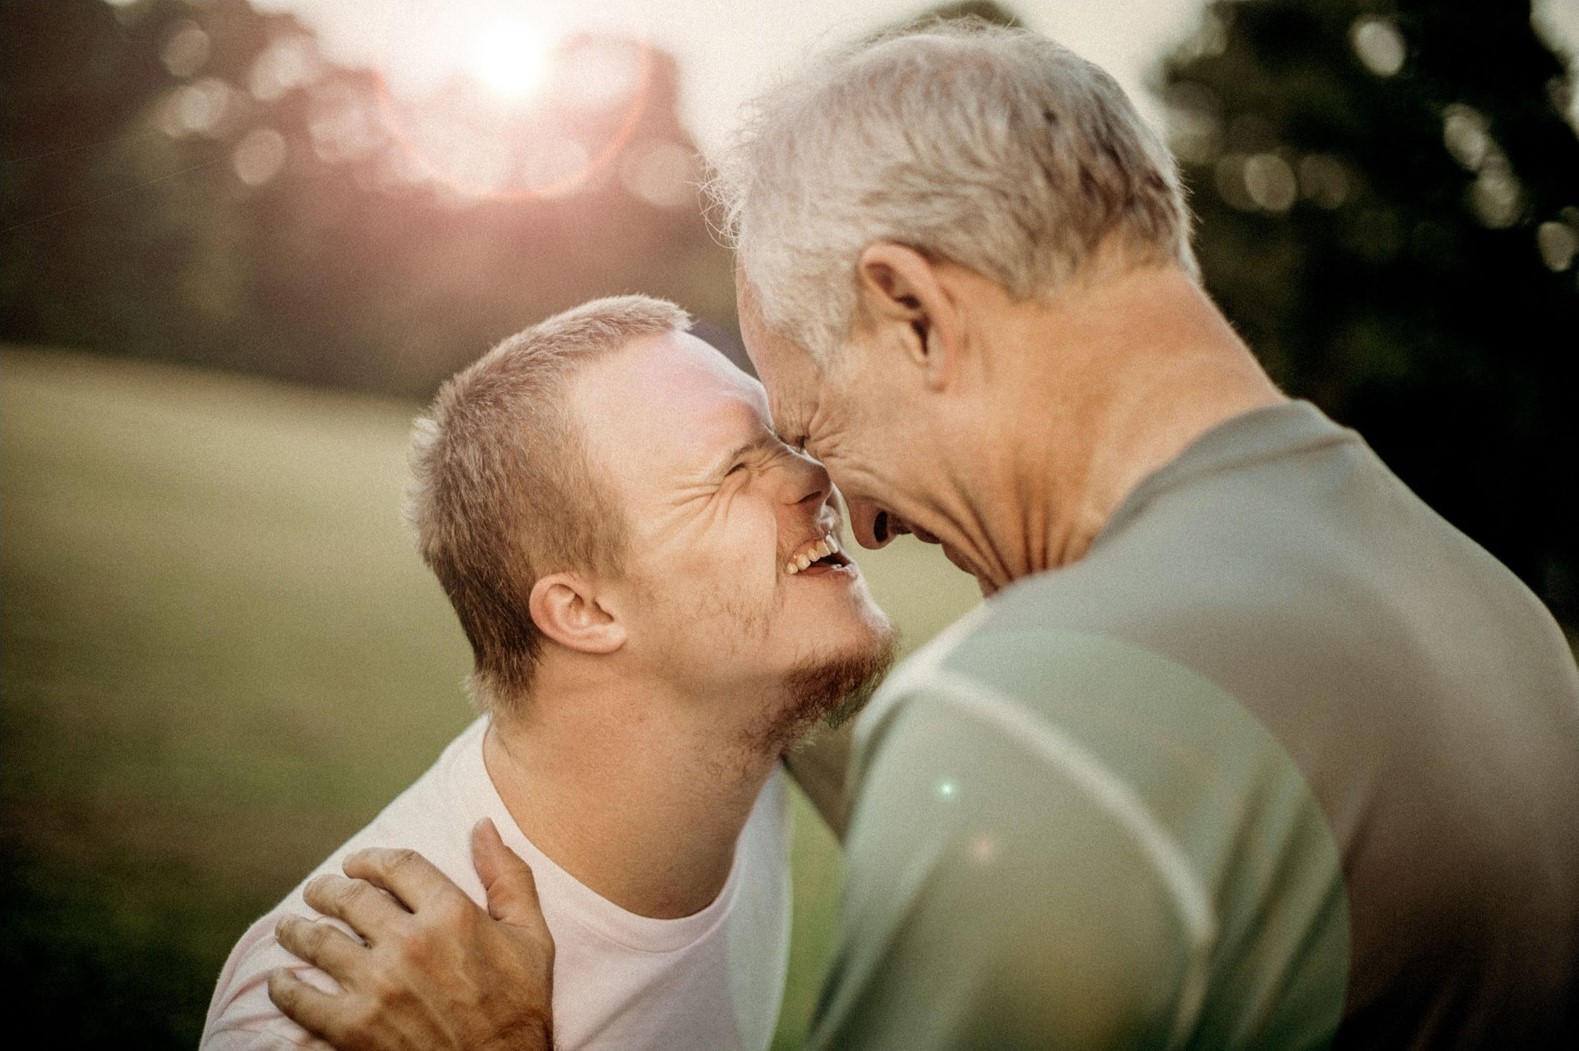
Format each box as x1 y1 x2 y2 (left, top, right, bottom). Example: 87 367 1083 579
268 818 556 1051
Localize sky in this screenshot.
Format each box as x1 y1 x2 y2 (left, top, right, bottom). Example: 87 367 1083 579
249 0 1220 151
249 0 1579 153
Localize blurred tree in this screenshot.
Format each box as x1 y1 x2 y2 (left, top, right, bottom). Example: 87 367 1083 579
1 0 734 397
1162 0 1579 620
1 0 192 355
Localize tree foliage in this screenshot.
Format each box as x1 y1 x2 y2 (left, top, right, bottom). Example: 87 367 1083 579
1163 0 1579 619
0 0 735 396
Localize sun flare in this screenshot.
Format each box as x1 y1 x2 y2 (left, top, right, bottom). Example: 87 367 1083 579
469 20 554 102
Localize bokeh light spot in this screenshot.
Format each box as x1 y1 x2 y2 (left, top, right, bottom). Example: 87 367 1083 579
161 78 232 139
1468 158 1524 229
619 140 697 208
1244 153 1297 213
1351 17 1406 78
1537 220 1578 271
308 83 385 165
1298 154 1351 209
1163 82 1223 166
1443 103 1492 172
1180 8 1229 62
232 128 288 187
250 36 321 103
161 19 210 79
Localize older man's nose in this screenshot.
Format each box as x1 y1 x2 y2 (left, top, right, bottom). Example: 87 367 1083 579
847 499 907 550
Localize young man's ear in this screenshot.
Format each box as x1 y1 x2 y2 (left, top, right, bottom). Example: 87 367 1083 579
854 242 961 391
528 573 626 655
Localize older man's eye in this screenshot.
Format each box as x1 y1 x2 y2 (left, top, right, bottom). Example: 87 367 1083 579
726 462 747 476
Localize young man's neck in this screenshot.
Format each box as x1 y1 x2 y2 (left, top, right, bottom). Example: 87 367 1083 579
480 667 778 920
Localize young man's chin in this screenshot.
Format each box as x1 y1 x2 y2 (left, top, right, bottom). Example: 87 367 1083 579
747 625 899 756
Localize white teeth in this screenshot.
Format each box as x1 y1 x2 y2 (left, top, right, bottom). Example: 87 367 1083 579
785 531 842 575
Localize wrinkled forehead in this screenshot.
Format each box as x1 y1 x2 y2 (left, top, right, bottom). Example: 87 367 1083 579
735 286 822 438
575 330 773 493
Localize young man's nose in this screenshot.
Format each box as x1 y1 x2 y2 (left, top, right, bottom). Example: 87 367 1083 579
783 455 831 512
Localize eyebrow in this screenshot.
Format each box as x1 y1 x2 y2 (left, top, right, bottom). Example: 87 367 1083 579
707 431 781 477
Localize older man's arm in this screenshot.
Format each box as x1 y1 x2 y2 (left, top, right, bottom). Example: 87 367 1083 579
782 718 855 842
268 819 557 1051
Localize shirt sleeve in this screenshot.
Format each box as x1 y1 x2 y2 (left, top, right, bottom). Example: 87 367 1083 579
201 911 341 1050
808 680 1202 1051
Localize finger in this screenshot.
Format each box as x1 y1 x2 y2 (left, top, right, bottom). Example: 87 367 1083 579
302 873 409 944
275 915 366 979
267 968 342 1042
471 818 548 930
342 847 465 915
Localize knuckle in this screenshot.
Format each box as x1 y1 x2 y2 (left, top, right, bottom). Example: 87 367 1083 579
267 971 298 1010
278 916 322 956
296 921 329 954
366 958 419 1009
307 874 351 913
386 930 429 973
274 916 302 950
365 965 399 1004
302 875 330 909
341 879 375 909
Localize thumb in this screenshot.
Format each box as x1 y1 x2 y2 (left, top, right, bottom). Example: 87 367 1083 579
471 818 547 929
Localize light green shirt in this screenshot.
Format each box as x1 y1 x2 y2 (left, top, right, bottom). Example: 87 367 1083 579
814 402 1579 1050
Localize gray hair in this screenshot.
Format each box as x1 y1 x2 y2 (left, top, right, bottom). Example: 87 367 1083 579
406 295 691 717
708 20 1197 365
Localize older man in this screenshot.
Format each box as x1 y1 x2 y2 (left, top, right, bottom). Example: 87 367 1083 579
204 296 893 1050
271 23 1579 1050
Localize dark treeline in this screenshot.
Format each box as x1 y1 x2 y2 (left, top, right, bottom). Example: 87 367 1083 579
1164 0 1579 622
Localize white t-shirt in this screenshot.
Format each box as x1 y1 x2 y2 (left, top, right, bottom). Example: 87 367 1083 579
202 717 793 1051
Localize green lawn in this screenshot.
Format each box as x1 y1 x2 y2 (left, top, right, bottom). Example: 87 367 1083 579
0 346 981 1048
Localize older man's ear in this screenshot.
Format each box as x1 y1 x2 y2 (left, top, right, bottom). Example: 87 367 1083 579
854 241 965 393
528 574 627 654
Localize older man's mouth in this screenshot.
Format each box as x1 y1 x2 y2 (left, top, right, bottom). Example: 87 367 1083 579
873 511 941 546
784 529 854 576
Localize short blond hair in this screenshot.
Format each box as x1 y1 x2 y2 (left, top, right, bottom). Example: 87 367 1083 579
710 20 1196 364
406 295 691 715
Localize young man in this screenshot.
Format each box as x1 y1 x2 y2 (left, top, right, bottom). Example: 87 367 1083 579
202 296 894 1049
269 23 1579 1051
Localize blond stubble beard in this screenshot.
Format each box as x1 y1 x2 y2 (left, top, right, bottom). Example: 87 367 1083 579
644 562 898 768
740 621 899 760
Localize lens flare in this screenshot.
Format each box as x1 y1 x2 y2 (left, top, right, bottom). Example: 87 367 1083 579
373 37 655 202
470 21 552 103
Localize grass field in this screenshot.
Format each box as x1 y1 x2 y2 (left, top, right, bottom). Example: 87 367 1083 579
0 346 982 1048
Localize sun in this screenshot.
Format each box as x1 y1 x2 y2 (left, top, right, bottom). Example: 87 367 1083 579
469 20 554 102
